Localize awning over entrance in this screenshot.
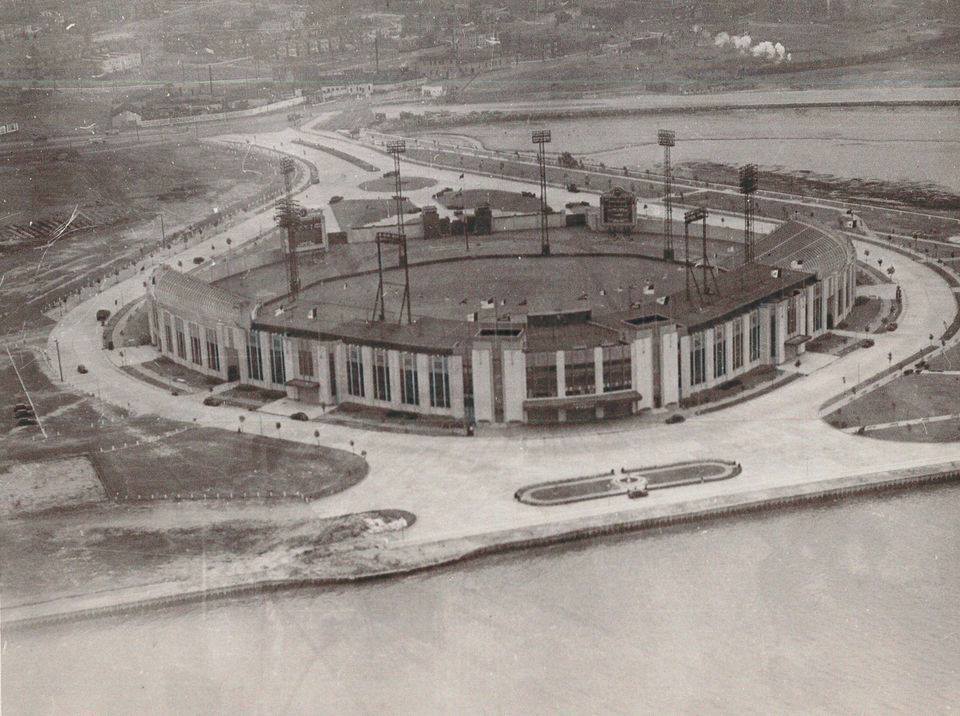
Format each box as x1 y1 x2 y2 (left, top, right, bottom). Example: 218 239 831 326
523 390 640 412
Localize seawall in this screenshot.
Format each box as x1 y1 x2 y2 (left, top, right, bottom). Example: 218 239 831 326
5 460 960 631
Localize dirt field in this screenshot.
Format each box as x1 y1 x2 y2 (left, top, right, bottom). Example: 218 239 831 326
0 141 274 334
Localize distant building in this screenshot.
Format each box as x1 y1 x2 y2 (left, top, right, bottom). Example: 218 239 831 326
420 84 446 98
100 52 142 75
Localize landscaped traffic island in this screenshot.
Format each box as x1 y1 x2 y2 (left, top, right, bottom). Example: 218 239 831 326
515 459 741 506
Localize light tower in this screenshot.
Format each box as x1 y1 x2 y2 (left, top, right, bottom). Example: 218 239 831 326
387 139 412 324
532 128 551 256
658 129 676 260
739 164 758 264
275 157 301 298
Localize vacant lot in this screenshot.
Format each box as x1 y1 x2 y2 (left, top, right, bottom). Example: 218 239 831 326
91 428 367 501
0 141 274 333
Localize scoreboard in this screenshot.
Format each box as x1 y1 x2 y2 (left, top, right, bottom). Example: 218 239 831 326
600 187 636 228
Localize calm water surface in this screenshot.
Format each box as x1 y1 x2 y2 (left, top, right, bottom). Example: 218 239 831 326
4 484 960 714
440 107 960 192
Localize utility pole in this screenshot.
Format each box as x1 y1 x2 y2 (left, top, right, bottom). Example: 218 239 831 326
208 64 213 95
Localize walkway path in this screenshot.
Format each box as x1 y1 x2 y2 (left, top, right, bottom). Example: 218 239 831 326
43 126 960 550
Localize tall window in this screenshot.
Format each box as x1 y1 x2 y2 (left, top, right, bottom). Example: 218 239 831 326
787 296 797 336
770 312 777 359
732 318 744 371
400 352 419 405
601 344 631 392
690 332 706 386
346 345 364 397
749 309 761 362
373 348 391 401
174 318 186 359
246 330 263 381
205 327 220 371
189 323 202 365
713 324 726 378
270 333 286 385
328 353 337 398
298 344 314 378
526 351 558 399
164 314 173 355
813 283 823 332
564 348 596 396
429 355 450 408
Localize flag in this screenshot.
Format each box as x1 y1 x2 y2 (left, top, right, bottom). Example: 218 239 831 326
656 295 670 306
771 269 781 278
643 284 655 295
480 298 494 309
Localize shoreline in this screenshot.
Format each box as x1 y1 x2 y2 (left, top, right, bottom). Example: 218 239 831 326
5 459 960 631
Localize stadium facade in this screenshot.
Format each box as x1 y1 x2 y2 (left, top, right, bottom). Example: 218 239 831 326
147 220 856 425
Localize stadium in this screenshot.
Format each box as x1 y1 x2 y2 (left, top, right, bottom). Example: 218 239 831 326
146 177 857 426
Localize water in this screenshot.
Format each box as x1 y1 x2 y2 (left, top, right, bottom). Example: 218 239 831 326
4 483 960 714
434 106 960 193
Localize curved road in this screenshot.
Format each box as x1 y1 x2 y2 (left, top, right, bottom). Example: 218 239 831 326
45 127 960 547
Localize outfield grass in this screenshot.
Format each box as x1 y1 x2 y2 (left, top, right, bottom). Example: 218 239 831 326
90 428 367 501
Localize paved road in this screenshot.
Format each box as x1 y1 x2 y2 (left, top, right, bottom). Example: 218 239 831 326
44 126 960 547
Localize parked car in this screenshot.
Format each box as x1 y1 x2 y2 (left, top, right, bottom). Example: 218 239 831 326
77 364 88 374
192 256 205 265
95 309 111 322
290 412 309 421
521 191 535 198
202 396 223 407
329 195 343 204
665 414 685 425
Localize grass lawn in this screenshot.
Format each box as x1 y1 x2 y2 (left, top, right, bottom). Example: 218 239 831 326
329 197 419 230
837 296 883 333
434 188 543 213
679 365 778 409
90 428 367 501
359 176 436 192
807 332 855 355
826 373 960 429
927 343 960 372
865 419 960 443
139 356 223 390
